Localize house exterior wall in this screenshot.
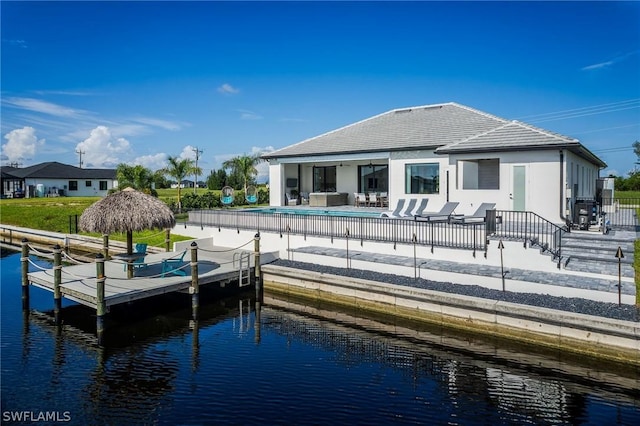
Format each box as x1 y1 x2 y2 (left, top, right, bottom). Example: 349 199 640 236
24 177 115 197
388 150 447 210
446 150 571 223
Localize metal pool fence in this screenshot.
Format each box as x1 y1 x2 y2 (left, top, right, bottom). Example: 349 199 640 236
187 208 570 267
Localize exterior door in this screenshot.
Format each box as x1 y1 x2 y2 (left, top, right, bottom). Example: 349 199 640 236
512 165 526 211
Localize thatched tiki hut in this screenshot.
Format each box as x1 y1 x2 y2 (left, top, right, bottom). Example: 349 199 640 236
80 187 176 277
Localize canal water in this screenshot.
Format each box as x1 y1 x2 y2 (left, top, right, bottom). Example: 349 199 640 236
1 249 639 425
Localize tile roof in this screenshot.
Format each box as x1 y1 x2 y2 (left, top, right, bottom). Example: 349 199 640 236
1 162 116 179
262 102 606 167
436 121 606 167
263 103 507 158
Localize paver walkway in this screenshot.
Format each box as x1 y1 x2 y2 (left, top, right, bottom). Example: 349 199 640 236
290 243 636 295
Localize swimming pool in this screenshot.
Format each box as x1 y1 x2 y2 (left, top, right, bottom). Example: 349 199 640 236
246 207 382 217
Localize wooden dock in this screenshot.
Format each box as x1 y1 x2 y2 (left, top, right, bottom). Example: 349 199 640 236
27 247 278 310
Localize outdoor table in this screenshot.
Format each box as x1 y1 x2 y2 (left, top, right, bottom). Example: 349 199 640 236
113 253 146 279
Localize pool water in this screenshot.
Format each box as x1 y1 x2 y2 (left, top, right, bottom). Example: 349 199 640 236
247 207 382 217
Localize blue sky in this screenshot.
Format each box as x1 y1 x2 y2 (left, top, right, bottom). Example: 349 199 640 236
2 1 639 181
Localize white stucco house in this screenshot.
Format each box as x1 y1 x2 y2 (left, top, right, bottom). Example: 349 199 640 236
0 161 117 198
261 102 607 224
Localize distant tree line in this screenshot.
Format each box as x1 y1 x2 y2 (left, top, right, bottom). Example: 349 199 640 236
114 153 267 210
612 140 640 191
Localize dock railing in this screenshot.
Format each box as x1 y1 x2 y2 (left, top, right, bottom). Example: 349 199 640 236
188 209 489 257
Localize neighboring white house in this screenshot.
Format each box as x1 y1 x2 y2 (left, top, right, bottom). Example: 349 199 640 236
0 162 117 198
261 102 606 224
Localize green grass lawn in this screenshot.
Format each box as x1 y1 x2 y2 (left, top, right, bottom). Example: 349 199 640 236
0 196 191 247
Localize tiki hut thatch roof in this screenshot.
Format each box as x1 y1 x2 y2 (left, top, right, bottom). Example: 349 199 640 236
80 187 176 235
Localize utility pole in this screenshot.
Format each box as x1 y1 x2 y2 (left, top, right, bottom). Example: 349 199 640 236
192 146 203 194
75 149 85 168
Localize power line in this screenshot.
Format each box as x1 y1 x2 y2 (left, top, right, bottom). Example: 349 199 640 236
527 104 640 124
514 98 640 121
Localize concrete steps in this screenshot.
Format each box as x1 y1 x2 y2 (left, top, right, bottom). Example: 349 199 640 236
561 230 636 278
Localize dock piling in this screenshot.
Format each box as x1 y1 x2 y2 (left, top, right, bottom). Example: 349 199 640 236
53 244 62 325
254 232 262 301
102 234 109 259
190 242 199 319
21 238 29 311
95 253 106 346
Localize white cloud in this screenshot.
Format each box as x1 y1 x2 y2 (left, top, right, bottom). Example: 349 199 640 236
134 153 168 170
178 145 197 160
2 127 44 162
217 83 239 95
3 39 27 48
76 126 131 168
582 50 640 71
133 117 184 131
3 97 86 117
581 61 614 71
237 109 263 120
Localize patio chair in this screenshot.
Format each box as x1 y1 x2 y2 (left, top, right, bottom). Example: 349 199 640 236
380 198 406 218
286 192 299 206
300 192 309 205
245 185 258 204
161 251 188 277
367 193 379 207
418 202 460 222
451 203 496 223
221 186 235 206
123 243 148 271
379 192 388 207
354 193 367 207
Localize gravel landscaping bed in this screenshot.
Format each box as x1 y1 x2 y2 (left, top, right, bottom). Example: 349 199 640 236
272 259 640 322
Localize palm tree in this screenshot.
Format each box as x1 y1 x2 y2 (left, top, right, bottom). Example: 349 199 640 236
163 156 200 211
222 154 263 194
116 164 154 193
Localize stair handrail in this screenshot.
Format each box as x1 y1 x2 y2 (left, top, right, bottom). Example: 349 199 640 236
492 210 566 269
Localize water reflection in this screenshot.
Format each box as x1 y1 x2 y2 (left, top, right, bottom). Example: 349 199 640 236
4 249 639 425
260 295 640 424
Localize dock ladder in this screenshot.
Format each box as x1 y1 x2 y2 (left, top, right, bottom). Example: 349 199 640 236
233 251 251 287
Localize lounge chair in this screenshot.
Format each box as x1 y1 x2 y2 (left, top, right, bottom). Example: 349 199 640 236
418 202 460 222
380 198 406 218
383 199 418 219
407 198 429 217
396 199 417 218
161 251 188 277
451 203 496 223
354 193 367 207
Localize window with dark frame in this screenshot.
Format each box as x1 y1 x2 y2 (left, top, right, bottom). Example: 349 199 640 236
405 163 439 194
358 164 388 193
313 166 337 192
86 181 92 187
99 181 108 191
69 181 78 191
